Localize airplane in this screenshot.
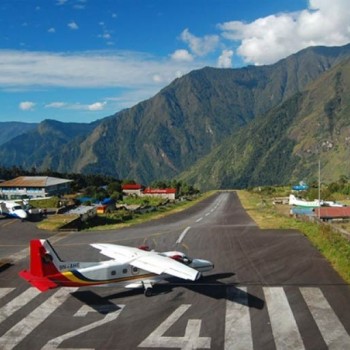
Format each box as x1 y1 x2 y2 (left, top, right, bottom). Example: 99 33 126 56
289 194 345 208
292 181 309 191
0 200 28 220
19 239 214 296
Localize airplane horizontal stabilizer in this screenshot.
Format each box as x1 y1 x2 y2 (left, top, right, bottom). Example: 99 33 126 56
19 270 58 292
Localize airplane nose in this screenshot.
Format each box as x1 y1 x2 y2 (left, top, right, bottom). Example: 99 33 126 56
19 210 28 219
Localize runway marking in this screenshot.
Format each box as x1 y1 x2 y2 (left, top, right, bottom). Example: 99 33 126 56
0 287 15 299
0 287 40 324
0 219 17 228
1 285 350 349
301 287 350 348
264 287 305 349
225 286 253 350
139 304 211 349
42 303 125 349
0 287 77 350
176 226 191 244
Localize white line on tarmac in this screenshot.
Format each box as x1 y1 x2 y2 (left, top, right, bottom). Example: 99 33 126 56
0 287 77 350
225 286 253 350
176 226 191 244
264 287 305 350
0 287 40 324
301 287 350 349
0 287 15 300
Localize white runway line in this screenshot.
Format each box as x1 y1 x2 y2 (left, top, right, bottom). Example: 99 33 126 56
0 287 77 350
176 226 191 244
301 287 350 349
0 287 40 324
0 287 15 300
264 287 305 350
225 286 253 350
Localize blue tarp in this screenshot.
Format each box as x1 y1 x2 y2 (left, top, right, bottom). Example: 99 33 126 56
291 207 314 216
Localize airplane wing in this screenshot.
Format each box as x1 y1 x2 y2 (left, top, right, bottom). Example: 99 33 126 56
91 243 200 281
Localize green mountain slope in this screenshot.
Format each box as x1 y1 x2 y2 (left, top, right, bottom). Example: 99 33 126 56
0 122 37 145
0 119 100 170
47 44 350 182
179 58 350 189
1 44 350 185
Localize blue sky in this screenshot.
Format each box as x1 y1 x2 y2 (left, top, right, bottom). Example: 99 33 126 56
1 0 350 124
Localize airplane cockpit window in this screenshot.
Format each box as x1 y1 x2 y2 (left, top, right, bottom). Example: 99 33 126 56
182 256 192 265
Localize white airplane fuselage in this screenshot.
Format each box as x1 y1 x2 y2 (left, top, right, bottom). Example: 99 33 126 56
0 201 28 220
19 240 214 296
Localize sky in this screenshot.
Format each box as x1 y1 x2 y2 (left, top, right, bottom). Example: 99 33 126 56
1 0 350 124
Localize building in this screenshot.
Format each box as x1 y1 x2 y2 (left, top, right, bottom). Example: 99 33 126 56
122 184 177 201
0 176 73 199
142 188 176 201
122 184 144 196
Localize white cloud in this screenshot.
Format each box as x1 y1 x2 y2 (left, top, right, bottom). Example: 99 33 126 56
218 0 350 65
0 50 205 90
171 49 194 62
56 0 67 5
68 21 79 30
19 101 35 111
87 102 106 111
217 49 234 68
45 101 107 111
180 29 219 56
48 27 56 33
45 102 66 108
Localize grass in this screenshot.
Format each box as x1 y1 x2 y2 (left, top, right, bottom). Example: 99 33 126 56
86 191 216 230
37 214 79 231
37 191 216 231
237 190 350 284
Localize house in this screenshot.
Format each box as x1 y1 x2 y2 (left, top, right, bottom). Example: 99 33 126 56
0 176 73 199
122 184 144 196
142 188 176 201
314 207 350 221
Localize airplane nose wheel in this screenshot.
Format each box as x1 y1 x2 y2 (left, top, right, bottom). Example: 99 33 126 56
144 288 153 297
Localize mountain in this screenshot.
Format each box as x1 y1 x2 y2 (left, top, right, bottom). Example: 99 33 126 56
179 57 350 189
1 44 350 187
0 122 37 145
0 119 100 170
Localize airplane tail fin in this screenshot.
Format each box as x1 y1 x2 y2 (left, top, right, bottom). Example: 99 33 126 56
19 239 62 292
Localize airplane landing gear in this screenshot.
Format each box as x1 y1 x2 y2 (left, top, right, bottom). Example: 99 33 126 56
144 288 153 297
143 281 153 297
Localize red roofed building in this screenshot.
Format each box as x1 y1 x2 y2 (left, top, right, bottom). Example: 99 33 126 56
314 207 350 221
122 184 177 200
122 184 144 196
142 188 176 201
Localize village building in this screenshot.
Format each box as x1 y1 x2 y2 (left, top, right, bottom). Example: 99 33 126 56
0 176 73 199
122 184 177 201
122 184 144 196
142 188 176 201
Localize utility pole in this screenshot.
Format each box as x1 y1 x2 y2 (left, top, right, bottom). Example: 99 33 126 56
318 159 321 219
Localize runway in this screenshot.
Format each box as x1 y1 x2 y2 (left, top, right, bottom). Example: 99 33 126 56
0 192 349 349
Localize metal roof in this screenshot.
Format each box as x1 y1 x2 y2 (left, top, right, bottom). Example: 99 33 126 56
0 176 73 188
314 207 350 219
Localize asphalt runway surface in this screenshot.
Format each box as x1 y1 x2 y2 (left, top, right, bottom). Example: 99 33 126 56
0 191 350 349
